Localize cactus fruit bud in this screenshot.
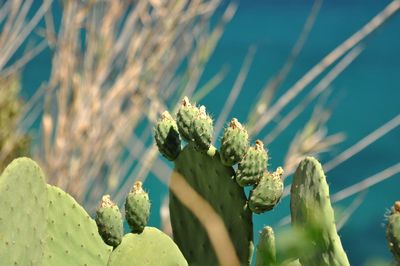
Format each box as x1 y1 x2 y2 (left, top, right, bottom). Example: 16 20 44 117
95 195 123 247
155 111 181 161
176 97 199 142
191 105 213 151
249 167 284 214
125 181 151 234
255 226 276 266
220 118 249 166
236 140 268 187
386 201 400 263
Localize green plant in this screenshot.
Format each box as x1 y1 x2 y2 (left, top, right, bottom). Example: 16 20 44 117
386 201 400 264
153 97 354 265
0 158 186 265
0 76 30 172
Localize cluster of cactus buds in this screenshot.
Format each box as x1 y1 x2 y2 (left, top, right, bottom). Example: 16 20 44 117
155 97 284 216
154 97 284 265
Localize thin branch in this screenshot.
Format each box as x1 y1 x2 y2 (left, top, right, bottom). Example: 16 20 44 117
251 0 400 136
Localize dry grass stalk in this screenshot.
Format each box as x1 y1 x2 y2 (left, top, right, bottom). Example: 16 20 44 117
19 0 237 212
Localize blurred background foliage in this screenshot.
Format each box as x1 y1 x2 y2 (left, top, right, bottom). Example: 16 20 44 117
0 0 399 264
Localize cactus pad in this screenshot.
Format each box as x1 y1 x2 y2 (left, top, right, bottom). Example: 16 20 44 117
236 140 268 187
125 181 151 233
290 157 349 266
220 118 249 166
107 227 188 266
0 158 48 265
169 143 253 265
96 195 123 248
154 111 181 161
386 201 400 263
255 226 276 266
249 167 284 214
43 185 112 266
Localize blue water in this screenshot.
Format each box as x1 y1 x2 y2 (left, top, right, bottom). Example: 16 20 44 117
18 1 400 265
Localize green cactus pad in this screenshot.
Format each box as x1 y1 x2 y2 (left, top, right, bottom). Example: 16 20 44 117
249 167 284 214
290 157 349 266
96 195 123 248
255 226 276 266
155 111 181 161
107 227 188 266
125 181 151 233
386 201 400 263
191 106 213 151
176 96 199 142
169 143 253 265
220 118 249 166
236 140 268 187
0 158 48 265
43 185 112 266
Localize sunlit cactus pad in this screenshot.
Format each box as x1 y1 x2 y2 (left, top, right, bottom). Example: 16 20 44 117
170 143 253 265
107 227 188 266
0 158 48 265
43 185 112 266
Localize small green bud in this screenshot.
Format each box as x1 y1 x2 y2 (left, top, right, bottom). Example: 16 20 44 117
95 195 123 247
236 140 268 187
125 181 151 233
154 111 181 161
220 118 249 166
249 167 283 214
191 106 213 151
386 201 400 263
176 97 199 142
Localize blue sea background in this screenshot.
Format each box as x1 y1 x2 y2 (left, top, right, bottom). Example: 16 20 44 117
19 0 400 265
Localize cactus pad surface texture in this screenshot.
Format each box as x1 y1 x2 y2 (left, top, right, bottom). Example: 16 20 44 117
0 157 48 265
290 156 350 266
170 143 253 265
107 227 188 266
44 185 112 266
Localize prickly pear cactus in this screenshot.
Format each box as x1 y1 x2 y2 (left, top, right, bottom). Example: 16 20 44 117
220 118 249 166
96 195 123 248
154 111 181 161
236 140 268 187
255 226 276 266
249 167 284 214
108 227 188 266
125 181 151 233
176 96 199 142
155 97 284 265
0 158 48 265
171 143 253 265
386 201 400 263
43 185 112 266
290 157 350 266
191 106 213 151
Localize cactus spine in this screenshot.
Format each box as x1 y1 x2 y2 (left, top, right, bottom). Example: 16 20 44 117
386 201 400 263
290 157 350 266
95 195 123 248
125 181 151 233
